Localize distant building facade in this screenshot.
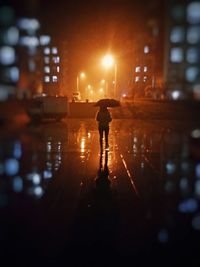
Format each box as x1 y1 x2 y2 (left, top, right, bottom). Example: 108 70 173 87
163 0 200 100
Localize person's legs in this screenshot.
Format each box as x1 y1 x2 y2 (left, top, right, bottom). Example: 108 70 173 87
105 127 109 148
99 128 103 148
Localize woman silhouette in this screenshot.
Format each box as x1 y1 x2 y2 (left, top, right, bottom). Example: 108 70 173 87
96 106 112 150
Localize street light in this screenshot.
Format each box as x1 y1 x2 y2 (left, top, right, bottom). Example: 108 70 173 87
102 54 117 98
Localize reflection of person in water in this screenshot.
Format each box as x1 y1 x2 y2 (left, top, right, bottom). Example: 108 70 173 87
96 150 111 191
96 106 112 150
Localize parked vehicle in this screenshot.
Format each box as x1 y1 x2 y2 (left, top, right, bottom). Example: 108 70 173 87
72 91 81 102
27 95 69 121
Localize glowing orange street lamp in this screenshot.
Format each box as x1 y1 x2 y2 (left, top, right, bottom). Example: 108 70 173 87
102 54 114 68
102 54 117 98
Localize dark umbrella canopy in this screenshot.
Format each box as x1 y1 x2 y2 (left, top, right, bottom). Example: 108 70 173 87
94 98 120 107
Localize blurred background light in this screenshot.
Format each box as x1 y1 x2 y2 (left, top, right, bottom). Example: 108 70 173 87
5 158 19 176
170 47 183 63
0 46 15 65
186 67 199 82
186 48 199 63
3 27 19 45
187 2 200 24
39 35 51 46
187 26 200 44
178 198 198 213
12 176 23 193
170 26 185 43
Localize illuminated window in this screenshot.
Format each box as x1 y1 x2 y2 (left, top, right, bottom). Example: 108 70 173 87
187 26 200 44
144 46 150 54
135 76 140 82
171 5 185 21
170 47 183 63
10 67 19 82
186 48 199 63
17 18 40 33
0 46 15 65
52 47 58 54
135 66 140 72
187 2 200 24
56 66 60 72
143 76 148 82
52 56 60 64
170 27 185 43
52 76 58 82
44 47 50 55
44 56 50 64
44 66 50 73
5 158 19 176
144 66 148 72
4 27 19 45
39 35 51 46
186 67 199 82
19 36 39 46
44 76 50 83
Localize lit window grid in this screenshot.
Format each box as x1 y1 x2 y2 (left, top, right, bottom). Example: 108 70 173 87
134 66 149 73
167 2 200 99
134 75 149 83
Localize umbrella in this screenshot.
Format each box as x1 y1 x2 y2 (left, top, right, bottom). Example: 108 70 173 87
94 98 120 107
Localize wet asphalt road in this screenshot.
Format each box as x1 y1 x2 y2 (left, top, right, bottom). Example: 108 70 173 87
0 118 200 266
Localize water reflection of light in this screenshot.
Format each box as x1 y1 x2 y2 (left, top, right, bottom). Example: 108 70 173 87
180 177 190 193
166 161 176 174
47 141 51 153
34 186 43 196
178 198 198 213
133 144 137 153
80 137 86 153
192 214 200 230
195 164 200 179
28 186 44 198
158 229 169 244
46 161 52 169
27 172 41 185
13 141 22 159
5 158 19 176
43 170 52 179
12 176 23 193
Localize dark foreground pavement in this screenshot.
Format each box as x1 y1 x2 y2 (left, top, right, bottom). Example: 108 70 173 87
0 118 200 266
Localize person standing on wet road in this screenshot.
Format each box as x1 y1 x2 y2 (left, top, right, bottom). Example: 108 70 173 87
96 106 112 150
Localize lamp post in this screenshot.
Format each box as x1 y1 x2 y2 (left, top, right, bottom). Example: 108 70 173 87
102 54 117 98
77 72 86 91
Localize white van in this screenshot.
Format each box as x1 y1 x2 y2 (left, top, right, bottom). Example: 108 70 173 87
27 95 69 121
72 91 81 102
